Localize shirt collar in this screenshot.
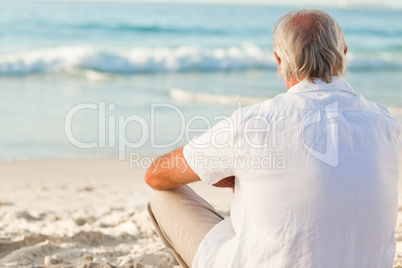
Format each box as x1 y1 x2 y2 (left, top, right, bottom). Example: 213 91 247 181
287 76 356 96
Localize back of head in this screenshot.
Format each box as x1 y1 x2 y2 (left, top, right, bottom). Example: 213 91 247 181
273 9 347 83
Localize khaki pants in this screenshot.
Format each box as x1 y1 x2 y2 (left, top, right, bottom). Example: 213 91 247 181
147 185 224 268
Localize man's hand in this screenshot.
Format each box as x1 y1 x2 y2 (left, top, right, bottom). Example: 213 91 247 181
213 176 235 193
144 148 200 190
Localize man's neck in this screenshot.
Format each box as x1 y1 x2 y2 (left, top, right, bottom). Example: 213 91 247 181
285 74 301 90
286 73 341 89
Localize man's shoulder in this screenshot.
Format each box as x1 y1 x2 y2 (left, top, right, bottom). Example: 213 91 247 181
237 91 315 118
237 90 400 129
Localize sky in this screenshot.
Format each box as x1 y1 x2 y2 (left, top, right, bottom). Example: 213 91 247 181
14 0 402 8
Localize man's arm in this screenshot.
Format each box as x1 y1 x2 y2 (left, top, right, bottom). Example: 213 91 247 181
144 147 235 191
144 147 200 190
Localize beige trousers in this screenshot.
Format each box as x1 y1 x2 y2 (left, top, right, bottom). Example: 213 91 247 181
147 185 224 268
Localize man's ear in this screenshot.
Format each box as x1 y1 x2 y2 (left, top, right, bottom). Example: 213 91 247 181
274 51 282 74
344 45 348 56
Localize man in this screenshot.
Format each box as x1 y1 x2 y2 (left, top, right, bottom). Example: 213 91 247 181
145 9 401 268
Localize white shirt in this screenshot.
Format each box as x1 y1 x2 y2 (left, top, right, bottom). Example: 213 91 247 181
183 77 401 268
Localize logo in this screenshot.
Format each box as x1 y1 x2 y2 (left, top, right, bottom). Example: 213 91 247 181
302 101 339 167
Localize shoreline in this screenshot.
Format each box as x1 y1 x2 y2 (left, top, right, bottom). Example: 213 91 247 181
1 153 400 202
0 154 400 209
0 157 234 211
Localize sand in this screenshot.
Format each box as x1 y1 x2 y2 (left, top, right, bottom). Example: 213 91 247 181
0 156 401 267
0 158 232 267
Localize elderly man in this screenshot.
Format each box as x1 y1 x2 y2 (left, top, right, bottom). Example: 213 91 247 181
145 9 401 268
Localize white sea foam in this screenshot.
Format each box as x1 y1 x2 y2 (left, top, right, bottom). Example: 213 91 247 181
84 70 111 81
347 52 402 71
387 106 402 116
1 44 401 75
0 46 93 74
169 88 269 106
0 43 275 75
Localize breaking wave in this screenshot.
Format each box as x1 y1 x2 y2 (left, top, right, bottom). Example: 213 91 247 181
0 44 274 75
0 44 401 75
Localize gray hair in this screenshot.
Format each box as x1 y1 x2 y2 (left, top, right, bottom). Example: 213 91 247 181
273 9 347 83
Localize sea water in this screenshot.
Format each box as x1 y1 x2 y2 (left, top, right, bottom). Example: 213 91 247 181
0 2 401 160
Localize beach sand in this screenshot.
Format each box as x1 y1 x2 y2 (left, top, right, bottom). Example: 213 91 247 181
0 158 232 267
0 156 401 267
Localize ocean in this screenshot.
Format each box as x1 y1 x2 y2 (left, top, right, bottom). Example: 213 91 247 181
1 2 401 161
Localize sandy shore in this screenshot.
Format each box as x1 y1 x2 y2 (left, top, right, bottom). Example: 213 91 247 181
0 158 232 267
0 156 401 267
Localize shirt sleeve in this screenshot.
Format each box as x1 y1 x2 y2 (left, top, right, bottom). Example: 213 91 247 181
183 110 240 185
